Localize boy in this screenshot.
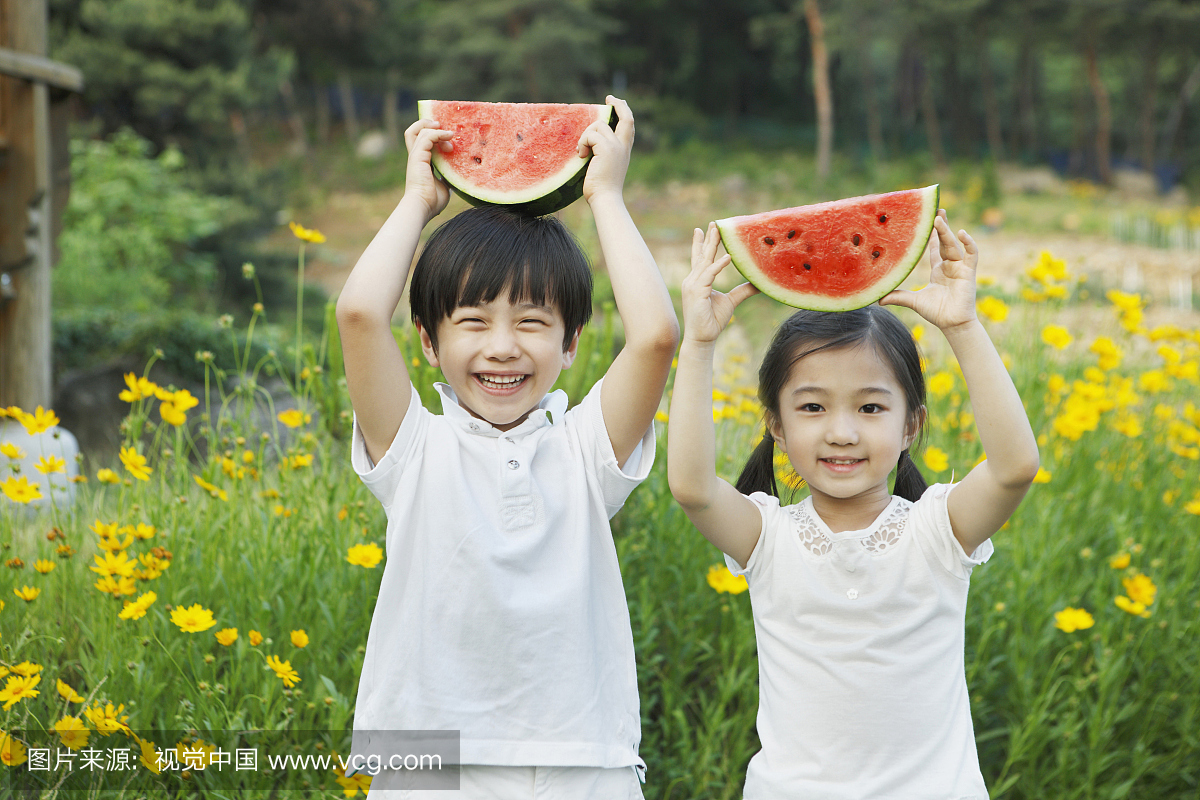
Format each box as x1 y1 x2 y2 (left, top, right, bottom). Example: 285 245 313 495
335 97 678 798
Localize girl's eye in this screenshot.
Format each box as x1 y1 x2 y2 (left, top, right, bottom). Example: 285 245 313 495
860 403 883 413
800 403 823 413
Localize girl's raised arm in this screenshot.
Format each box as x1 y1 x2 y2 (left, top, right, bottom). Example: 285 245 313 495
881 213 1040 554
667 224 763 568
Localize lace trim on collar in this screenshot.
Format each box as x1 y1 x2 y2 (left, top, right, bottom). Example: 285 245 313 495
785 497 913 556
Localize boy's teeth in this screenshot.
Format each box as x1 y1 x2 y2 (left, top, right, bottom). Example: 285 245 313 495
481 374 524 386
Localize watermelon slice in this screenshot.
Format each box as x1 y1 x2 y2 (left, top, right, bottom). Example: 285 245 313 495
716 186 940 311
417 100 616 216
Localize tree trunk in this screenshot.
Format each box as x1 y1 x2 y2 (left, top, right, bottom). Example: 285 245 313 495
384 68 401 148
1069 62 1087 176
860 41 884 161
1014 36 1037 158
1136 33 1159 169
804 0 833 180
278 77 308 156
337 70 359 142
979 32 1004 161
1084 38 1112 184
918 52 946 169
1159 60 1200 160
315 83 331 144
943 47 970 157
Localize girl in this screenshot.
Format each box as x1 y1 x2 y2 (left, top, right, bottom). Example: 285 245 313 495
667 213 1039 799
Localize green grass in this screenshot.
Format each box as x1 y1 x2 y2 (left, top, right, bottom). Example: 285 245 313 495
3 243 1199 798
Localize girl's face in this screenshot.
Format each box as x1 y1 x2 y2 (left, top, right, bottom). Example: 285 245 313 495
768 343 920 517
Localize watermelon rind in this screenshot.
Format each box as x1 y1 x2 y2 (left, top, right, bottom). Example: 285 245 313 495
417 100 616 216
716 186 940 312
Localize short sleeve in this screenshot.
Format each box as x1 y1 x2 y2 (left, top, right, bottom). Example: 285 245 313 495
723 491 779 578
564 378 656 518
350 385 428 511
908 483 993 579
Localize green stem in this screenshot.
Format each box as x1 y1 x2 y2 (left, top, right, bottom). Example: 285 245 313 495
295 244 306 393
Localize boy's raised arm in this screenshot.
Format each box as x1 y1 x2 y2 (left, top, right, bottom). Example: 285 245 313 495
336 121 454 465
579 97 681 467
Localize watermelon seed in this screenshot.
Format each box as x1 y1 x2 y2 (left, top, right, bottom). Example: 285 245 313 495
787 230 796 239
516 133 523 142
472 156 482 164
878 214 888 224
872 249 881 258
803 263 812 270
764 237 775 245
852 234 861 246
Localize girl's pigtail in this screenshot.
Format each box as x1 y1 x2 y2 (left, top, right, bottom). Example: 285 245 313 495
735 428 778 498
893 449 928 502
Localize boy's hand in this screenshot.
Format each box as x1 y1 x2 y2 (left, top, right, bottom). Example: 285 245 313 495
578 96 633 203
681 223 758 344
879 211 979 332
403 119 455 222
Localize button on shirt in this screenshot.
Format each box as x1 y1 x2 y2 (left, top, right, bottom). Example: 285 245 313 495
349 378 653 770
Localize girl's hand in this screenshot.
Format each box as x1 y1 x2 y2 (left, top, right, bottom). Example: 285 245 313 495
681 223 759 344
879 211 979 332
402 119 454 222
579 96 633 203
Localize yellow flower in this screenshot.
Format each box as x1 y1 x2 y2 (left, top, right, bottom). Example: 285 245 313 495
1114 595 1151 618
346 543 383 569
216 628 239 646
159 401 187 427
1122 573 1157 606
132 523 156 540
1041 325 1073 350
922 446 949 473
288 221 326 244
55 716 90 750
118 373 158 403
94 576 137 596
91 550 136 578
291 629 309 648
0 731 27 766
706 564 749 595
1053 606 1095 632
1 476 42 504
249 630 264 646
193 474 228 501
265 655 301 687
17 406 60 435
1 442 25 459
927 371 955 398
33 559 55 574
1109 552 1131 569
97 468 121 484
0 674 41 709
277 409 312 428
654 410 669 423
118 591 157 620
287 453 313 469
976 296 1009 323
10 662 40 678
1112 414 1143 438
170 603 217 633
84 702 130 736
1032 467 1051 484
1106 289 1143 313
57 679 84 703
119 446 152 481
910 324 925 343
13 586 40 602
136 736 162 773
35 455 65 474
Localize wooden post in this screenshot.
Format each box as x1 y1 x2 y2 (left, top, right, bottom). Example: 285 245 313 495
0 0 81 410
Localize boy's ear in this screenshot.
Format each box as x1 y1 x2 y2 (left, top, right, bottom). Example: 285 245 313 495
415 319 440 368
560 326 582 369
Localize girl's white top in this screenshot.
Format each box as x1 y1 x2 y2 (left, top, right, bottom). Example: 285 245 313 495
349 379 652 771
726 484 992 800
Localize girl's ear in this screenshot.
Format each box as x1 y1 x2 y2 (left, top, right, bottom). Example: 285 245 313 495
561 326 582 369
416 319 440 368
766 413 786 452
904 404 928 448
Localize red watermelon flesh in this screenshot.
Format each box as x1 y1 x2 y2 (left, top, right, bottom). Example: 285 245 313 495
418 100 614 215
717 186 939 311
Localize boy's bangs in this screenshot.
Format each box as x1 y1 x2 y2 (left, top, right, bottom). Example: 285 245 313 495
454 255 558 317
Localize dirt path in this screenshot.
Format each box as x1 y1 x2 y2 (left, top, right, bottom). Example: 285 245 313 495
294 186 1200 335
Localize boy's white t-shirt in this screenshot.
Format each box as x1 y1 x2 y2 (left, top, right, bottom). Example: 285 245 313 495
348 378 652 771
726 484 992 800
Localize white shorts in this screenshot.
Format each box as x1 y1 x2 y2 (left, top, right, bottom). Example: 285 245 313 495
365 764 645 799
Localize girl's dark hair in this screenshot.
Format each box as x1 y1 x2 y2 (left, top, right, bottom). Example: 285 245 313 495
409 206 593 352
734 306 929 503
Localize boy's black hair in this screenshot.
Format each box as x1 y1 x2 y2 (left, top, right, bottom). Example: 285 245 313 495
734 306 929 503
409 206 593 352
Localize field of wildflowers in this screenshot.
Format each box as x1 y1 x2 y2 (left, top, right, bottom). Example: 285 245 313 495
2 230 1199 797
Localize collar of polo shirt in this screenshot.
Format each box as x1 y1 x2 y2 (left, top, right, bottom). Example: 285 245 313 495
434 382 568 438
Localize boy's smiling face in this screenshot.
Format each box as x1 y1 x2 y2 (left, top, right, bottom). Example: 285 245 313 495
418 296 579 431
